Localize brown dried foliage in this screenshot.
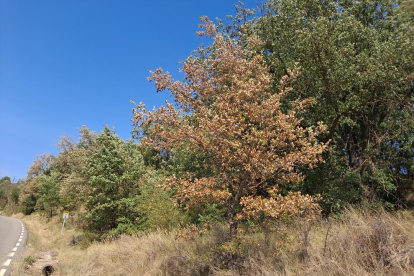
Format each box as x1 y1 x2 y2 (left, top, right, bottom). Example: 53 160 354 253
133 19 326 238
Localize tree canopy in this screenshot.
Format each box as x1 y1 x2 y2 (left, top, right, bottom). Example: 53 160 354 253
133 22 326 238
222 0 414 210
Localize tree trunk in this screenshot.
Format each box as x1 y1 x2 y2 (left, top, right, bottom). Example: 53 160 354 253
229 213 238 241
227 201 238 241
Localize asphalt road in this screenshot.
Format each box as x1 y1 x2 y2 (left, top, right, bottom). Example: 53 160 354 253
0 215 27 276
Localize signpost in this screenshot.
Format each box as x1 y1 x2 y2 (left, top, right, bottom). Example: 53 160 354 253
61 211 69 234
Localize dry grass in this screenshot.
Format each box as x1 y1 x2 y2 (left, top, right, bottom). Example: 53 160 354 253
11 212 86 275
276 209 414 276
11 208 414 276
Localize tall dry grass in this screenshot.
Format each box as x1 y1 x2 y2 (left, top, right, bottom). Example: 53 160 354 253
12 208 414 276
277 209 414 276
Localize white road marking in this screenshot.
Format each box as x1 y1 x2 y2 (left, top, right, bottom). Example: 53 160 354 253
0 218 26 276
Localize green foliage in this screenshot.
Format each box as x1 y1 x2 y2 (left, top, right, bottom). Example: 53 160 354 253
303 154 363 213
84 127 144 234
19 177 40 216
8 0 412 243
170 147 215 180
138 143 163 169
11 186 19 204
52 126 97 210
24 256 35 265
0 176 11 183
0 185 5 200
15 125 188 234
227 0 414 211
0 185 6 209
35 173 61 217
136 171 188 231
196 204 226 226
22 194 37 215
0 179 21 213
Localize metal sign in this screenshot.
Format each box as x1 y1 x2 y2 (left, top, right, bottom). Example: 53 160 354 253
61 211 70 234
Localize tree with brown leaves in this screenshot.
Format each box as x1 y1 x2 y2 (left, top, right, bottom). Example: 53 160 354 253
133 19 326 239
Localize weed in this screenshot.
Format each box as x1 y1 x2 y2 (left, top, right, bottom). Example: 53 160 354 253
24 256 35 265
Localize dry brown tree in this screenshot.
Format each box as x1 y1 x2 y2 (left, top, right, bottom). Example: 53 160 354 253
133 18 327 240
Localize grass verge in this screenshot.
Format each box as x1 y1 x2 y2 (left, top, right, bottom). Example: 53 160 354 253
11 208 414 276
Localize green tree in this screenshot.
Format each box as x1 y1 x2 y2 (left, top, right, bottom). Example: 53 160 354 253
84 127 145 234
136 170 188 231
0 179 21 214
19 178 38 215
53 126 97 210
36 173 61 217
230 0 413 210
0 176 11 183
11 186 19 204
19 154 55 215
0 183 7 208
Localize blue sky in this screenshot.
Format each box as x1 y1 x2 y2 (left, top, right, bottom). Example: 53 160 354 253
0 0 258 181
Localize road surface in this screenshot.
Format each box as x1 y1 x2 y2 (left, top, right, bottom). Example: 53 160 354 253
0 215 27 276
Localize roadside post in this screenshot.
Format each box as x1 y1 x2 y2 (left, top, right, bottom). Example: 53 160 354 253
61 210 69 234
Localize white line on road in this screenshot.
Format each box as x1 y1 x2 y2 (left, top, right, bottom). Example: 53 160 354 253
8 252 15 257
0 268 6 276
16 243 20 246
2 259 11 266
18 239 22 241
12 247 17 252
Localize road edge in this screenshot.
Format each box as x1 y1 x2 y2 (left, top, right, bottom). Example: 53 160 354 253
0 216 29 276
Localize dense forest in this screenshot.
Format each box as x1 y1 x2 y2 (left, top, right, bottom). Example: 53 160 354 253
1 0 413 275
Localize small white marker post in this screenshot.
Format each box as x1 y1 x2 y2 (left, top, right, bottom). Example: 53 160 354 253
61 211 69 234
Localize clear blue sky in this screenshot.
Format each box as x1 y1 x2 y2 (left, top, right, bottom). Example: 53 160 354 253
0 0 258 181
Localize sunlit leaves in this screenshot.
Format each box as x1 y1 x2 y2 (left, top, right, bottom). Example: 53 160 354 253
133 21 326 237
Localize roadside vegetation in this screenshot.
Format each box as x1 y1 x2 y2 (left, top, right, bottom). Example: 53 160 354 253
0 176 20 214
1 0 412 275
11 208 414 275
